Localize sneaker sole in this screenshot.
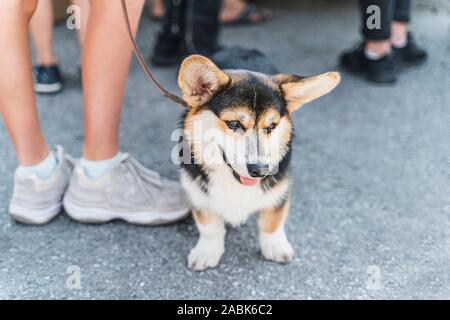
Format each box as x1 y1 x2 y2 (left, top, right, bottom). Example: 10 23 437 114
10 202 62 225
63 198 191 226
340 62 397 84
34 82 63 94
395 56 428 73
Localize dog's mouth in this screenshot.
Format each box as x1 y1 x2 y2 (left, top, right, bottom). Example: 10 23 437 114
220 147 260 187
231 170 260 187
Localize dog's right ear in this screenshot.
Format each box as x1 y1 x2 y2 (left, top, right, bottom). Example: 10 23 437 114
178 55 230 108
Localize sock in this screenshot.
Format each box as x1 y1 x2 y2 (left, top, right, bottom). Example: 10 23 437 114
17 151 58 180
364 48 389 60
79 152 124 179
392 36 408 49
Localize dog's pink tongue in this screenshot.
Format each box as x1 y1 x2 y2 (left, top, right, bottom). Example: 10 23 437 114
240 176 258 186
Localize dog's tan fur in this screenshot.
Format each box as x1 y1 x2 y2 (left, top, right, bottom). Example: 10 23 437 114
259 198 290 234
193 209 215 225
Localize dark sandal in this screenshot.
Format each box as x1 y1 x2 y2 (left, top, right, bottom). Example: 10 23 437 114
222 3 273 26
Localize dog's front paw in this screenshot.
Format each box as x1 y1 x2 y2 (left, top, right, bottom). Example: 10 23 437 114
188 239 224 271
261 239 294 263
260 232 294 263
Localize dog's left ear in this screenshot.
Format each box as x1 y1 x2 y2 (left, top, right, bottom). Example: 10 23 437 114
178 55 230 108
275 72 341 113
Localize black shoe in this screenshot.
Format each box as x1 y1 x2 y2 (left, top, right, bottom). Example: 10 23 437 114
32 64 63 93
150 0 187 67
150 32 187 67
150 0 222 67
340 43 397 84
393 32 428 67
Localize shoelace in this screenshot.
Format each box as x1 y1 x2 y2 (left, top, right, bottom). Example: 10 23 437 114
121 155 163 203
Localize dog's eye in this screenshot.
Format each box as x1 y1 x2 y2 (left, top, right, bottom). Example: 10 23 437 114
265 123 277 134
225 120 243 131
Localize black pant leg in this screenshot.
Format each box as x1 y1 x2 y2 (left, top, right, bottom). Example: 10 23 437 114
186 0 222 55
156 0 221 56
360 0 395 40
393 0 411 23
161 0 187 38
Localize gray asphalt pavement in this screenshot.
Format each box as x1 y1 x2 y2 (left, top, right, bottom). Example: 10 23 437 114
1 1 449 299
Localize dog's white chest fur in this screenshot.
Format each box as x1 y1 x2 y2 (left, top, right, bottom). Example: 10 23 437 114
181 166 288 226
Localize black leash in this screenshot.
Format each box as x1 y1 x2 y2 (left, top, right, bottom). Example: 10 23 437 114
120 0 188 107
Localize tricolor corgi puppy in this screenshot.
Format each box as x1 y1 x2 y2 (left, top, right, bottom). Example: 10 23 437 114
177 55 340 271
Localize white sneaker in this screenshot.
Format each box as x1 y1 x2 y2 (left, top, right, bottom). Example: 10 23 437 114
63 154 191 225
9 146 74 225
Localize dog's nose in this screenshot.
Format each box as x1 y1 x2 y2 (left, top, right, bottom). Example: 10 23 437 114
247 163 269 178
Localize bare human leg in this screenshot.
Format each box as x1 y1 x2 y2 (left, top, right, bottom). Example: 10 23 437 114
391 21 408 47
82 0 144 160
0 0 49 166
365 40 392 58
71 0 90 48
30 0 57 66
